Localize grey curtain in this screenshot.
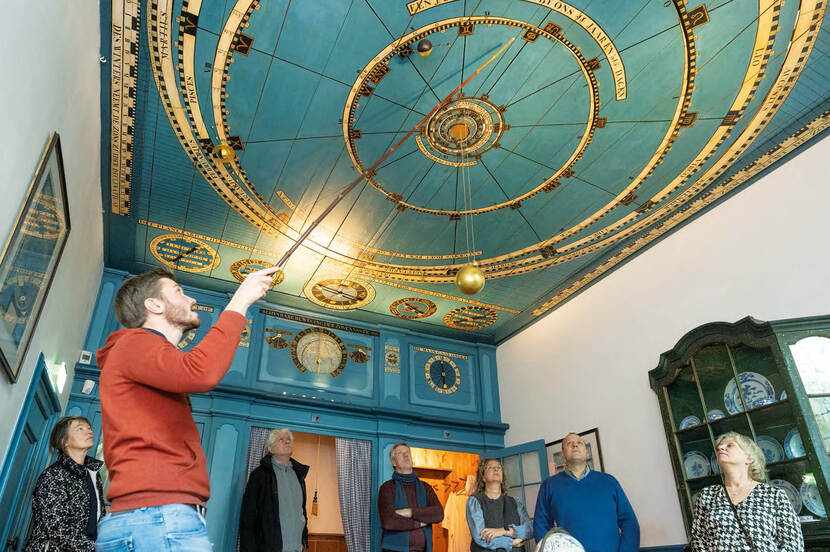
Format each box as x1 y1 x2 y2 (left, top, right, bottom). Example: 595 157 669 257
335 437 372 552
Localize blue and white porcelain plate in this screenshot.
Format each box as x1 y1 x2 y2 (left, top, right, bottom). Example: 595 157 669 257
683 451 711 479
710 453 719 474
801 479 826 518
771 479 802 514
723 372 775 414
679 415 701 429
707 409 726 421
756 435 785 464
539 529 586 552
784 428 806 459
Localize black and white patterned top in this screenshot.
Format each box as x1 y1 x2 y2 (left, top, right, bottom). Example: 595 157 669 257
689 483 803 552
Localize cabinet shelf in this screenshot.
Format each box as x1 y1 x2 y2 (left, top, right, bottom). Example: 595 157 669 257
650 316 830 550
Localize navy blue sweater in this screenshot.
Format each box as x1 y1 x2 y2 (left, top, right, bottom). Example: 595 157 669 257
532 470 639 552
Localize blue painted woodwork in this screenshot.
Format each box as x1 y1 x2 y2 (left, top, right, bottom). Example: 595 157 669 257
64 269 507 549
0 355 61 551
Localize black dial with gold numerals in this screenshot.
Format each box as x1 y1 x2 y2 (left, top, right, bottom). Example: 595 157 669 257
305 278 375 310
290 327 348 377
425 354 460 394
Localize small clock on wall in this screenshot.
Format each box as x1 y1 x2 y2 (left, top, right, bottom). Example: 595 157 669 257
424 354 461 394
290 327 348 377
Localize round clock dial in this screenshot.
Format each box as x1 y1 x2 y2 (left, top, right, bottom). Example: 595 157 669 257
291 327 348 377
425 354 460 394
304 278 375 310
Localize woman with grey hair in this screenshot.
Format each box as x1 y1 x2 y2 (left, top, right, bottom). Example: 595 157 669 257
688 431 803 551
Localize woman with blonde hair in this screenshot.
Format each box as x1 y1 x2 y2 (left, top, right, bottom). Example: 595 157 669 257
688 431 803 551
465 458 531 551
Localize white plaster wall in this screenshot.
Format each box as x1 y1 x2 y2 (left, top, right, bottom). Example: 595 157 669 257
497 134 830 547
0 2 103 464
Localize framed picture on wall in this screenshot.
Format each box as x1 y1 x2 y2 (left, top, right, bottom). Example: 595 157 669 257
545 427 605 475
0 133 71 383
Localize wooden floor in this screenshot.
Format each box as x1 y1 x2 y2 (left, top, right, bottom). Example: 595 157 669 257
307 533 347 552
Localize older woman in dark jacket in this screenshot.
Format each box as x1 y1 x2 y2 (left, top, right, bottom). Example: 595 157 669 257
25 416 105 552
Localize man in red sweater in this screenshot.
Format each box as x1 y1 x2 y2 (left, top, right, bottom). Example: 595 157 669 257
378 442 444 552
94 265 278 551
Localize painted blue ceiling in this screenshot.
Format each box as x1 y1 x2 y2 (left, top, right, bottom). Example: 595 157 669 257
101 0 830 343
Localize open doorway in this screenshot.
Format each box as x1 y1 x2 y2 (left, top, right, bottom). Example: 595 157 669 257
409 447 479 552
242 428 368 552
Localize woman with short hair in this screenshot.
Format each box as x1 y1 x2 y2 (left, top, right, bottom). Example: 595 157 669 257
688 431 803 552
465 458 531 551
25 416 104 552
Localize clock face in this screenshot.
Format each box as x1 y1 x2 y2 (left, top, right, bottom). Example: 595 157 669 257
389 297 437 319
290 327 348 377
443 306 498 330
304 278 375 310
425 354 460 394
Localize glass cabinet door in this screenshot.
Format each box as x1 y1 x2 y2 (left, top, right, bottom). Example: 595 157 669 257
788 335 830 521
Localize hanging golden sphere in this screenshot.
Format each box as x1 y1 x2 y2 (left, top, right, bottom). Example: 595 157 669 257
212 143 236 163
455 263 485 295
270 269 285 286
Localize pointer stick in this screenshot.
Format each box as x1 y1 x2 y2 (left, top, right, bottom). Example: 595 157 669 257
273 37 516 271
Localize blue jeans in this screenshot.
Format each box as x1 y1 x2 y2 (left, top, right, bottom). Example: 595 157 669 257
95 504 211 551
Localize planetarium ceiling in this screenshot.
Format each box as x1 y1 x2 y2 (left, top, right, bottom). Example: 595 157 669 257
102 0 830 343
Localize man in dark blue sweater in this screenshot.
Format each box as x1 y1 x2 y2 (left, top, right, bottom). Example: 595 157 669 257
533 432 639 552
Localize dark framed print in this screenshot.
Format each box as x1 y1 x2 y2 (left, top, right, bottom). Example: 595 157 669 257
545 427 605 475
0 133 71 382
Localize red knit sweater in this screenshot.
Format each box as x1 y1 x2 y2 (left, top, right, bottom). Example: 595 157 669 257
96 311 246 512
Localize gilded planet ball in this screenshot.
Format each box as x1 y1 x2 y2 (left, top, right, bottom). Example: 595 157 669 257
455 263 485 295
417 38 433 56
212 143 236 163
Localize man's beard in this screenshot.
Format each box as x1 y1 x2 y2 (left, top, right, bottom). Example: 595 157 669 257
163 300 201 331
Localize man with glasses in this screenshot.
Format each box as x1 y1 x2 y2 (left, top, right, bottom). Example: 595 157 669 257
378 442 443 552
533 432 639 552
239 428 309 552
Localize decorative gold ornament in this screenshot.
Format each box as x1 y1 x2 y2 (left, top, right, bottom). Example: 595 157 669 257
444 306 498 330
271 269 285 286
212 143 236 163
455 263 485 295
230 259 281 286
390 297 437 319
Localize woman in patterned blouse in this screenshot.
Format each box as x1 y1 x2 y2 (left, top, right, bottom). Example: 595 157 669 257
24 416 105 552
689 431 803 552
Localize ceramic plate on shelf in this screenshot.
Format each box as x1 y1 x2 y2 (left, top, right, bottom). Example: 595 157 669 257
756 435 785 464
801 479 826 518
707 409 726 421
679 415 701 429
771 479 802 514
751 396 777 408
723 372 775 414
784 428 806 459
683 451 711 479
710 453 719 474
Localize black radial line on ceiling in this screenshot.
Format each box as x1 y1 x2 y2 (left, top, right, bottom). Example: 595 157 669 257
611 0 650 41
479 158 544 242
246 130 418 145
141 96 163 266
364 0 441 103
377 147 421 171
509 121 587 128
246 0 356 253
501 10 558 107
695 1 780 74
419 160 462 212
473 34 527 99
488 74 581 176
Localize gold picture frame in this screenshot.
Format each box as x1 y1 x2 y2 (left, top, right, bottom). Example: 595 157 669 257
0 133 71 382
